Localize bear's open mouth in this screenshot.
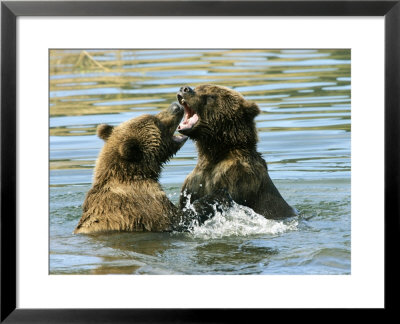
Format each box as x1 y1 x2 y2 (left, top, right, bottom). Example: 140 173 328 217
177 94 199 131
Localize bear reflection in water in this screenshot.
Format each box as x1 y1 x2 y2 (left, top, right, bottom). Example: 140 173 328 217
74 102 233 234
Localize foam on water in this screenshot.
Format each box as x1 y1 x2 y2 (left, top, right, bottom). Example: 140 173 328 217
187 201 298 239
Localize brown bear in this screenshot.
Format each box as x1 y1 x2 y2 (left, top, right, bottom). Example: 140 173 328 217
74 102 233 234
74 103 189 234
177 84 297 219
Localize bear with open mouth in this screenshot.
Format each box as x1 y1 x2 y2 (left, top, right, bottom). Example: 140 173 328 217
177 84 297 219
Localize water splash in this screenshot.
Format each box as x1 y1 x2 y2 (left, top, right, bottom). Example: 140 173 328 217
186 200 298 239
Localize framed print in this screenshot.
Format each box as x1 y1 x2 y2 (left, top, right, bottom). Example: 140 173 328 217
1 0 399 322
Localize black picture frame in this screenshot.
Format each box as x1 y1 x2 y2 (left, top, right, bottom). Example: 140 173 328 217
1 0 399 322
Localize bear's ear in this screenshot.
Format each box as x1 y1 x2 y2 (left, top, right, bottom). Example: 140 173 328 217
243 101 260 120
97 124 114 141
119 138 143 162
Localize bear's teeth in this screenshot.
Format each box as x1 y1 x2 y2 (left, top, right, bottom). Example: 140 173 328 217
173 134 188 142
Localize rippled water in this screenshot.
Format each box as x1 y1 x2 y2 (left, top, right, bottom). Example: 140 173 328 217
49 49 351 275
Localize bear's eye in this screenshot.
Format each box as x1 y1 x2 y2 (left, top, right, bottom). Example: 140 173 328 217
207 95 216 104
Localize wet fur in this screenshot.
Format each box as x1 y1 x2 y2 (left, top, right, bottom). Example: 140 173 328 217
179 84 296 219
74 108 185 234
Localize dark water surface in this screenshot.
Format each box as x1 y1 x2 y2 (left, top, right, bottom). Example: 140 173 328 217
50 49 351 274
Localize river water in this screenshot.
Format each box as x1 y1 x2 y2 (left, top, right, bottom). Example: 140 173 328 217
49 49 351 275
